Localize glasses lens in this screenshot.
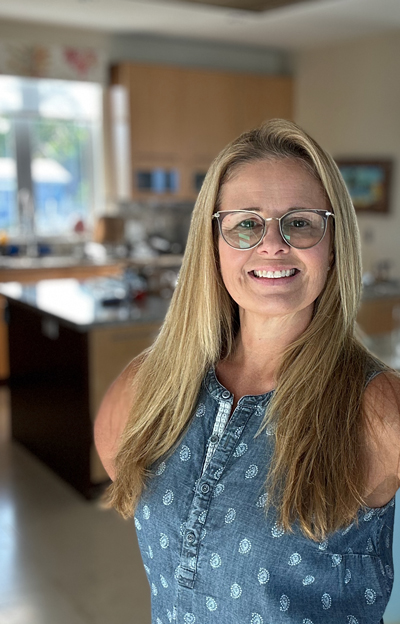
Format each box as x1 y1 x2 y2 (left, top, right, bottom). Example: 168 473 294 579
220 212 264 249
281 211 326 249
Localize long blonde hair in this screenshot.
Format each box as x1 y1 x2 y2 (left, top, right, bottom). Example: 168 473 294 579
106 119 381 539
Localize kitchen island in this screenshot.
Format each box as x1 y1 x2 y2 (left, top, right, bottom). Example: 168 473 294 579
0 278 170 498
2 273 400 497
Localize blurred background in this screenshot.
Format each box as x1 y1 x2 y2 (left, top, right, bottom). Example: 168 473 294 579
0 0 400 622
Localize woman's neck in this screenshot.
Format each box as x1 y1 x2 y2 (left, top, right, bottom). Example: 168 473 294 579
230 306 313 379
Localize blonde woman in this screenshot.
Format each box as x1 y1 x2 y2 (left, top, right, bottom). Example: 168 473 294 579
95 119 400 624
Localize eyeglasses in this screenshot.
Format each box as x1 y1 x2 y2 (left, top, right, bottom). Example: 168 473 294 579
212 209 335 250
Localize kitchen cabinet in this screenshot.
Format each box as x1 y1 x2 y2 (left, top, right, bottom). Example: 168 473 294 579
110 62 293 200
241 74 293 129
357 293 400 335
113 63 186 163
182 69 244 160
1 279 168 497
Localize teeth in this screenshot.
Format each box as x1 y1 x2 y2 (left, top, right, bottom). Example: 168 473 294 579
253 269 296 279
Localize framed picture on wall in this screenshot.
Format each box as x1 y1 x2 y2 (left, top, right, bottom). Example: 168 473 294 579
335 159 393 213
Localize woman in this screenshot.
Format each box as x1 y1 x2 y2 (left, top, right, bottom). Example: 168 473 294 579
95 119 400 624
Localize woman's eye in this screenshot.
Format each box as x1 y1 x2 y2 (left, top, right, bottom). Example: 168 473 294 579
237 220 258 229
288 219 310 228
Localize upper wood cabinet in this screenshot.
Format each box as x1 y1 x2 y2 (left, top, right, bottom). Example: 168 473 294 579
241 75 293 130
110 62 293 200
182 69 244 162
112 64 186 162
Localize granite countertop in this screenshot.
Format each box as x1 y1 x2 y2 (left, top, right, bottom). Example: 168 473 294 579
0 256 121 269
0 277 171 332
0 253 183 271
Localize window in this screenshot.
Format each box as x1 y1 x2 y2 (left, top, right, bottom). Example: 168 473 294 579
0 76 103 237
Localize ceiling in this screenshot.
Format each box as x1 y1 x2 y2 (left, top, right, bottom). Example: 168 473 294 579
1 0 400 50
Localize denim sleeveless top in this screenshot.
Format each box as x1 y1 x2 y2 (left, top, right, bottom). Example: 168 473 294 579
134 367 395 624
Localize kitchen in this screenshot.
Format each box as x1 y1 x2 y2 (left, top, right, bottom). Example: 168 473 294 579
0 1 400 622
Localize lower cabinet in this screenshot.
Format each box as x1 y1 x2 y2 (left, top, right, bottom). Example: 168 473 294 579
7 299 159 498
357 297 400 335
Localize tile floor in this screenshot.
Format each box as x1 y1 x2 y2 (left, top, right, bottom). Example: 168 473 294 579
0 387 151 624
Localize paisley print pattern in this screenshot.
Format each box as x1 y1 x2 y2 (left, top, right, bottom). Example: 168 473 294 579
257 568 270 585
160 574 168 588
162 490 174 505
238 538 252 555
206 596 217 611
365 588 376 605
159 533 169 549
265 422 277 436
213 483 224 497
133 366 394 623
143 505 151 519
331 554 342 567
154 461 166 476
210 553 222 568
224 508 236 524
256 493 268 508
245 464 259 479
233 442 248 458
280 595 290 611
230 583 242 598
288 553 301 566
271 522 285 538
179 445 191 462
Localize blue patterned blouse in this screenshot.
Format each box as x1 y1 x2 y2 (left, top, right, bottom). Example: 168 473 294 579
134 367 395 624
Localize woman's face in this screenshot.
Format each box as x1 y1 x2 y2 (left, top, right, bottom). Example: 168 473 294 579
217 158 334 324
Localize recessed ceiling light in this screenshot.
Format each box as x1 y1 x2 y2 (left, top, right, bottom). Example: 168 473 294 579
168 0 323 13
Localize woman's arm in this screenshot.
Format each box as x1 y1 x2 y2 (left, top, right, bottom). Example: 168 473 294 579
363 371 400 506
94 360 138 481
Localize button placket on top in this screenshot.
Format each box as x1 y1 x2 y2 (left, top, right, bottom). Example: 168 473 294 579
177 391 260 590
201 393 232 476
177 391 232 589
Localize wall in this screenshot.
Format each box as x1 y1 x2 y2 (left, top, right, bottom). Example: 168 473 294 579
295 31 400 279
0 18 293 80
110 32 292 75
296 32 400 623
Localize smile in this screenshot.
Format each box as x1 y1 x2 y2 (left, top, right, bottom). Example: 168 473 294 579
252 269 297 279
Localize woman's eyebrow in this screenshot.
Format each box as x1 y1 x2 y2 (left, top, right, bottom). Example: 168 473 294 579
234 206 314 212
233 207 262 212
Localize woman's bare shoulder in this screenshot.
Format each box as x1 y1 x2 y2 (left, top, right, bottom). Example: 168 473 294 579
364 369 400 416
363 369 400 483
94 358 140 480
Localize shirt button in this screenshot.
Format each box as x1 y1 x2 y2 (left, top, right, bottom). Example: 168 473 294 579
221 390 231 399
186 531 196 544
210 434 219 444
200 483 210 494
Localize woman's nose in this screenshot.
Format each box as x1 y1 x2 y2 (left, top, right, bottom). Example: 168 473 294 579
256 220 289 254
